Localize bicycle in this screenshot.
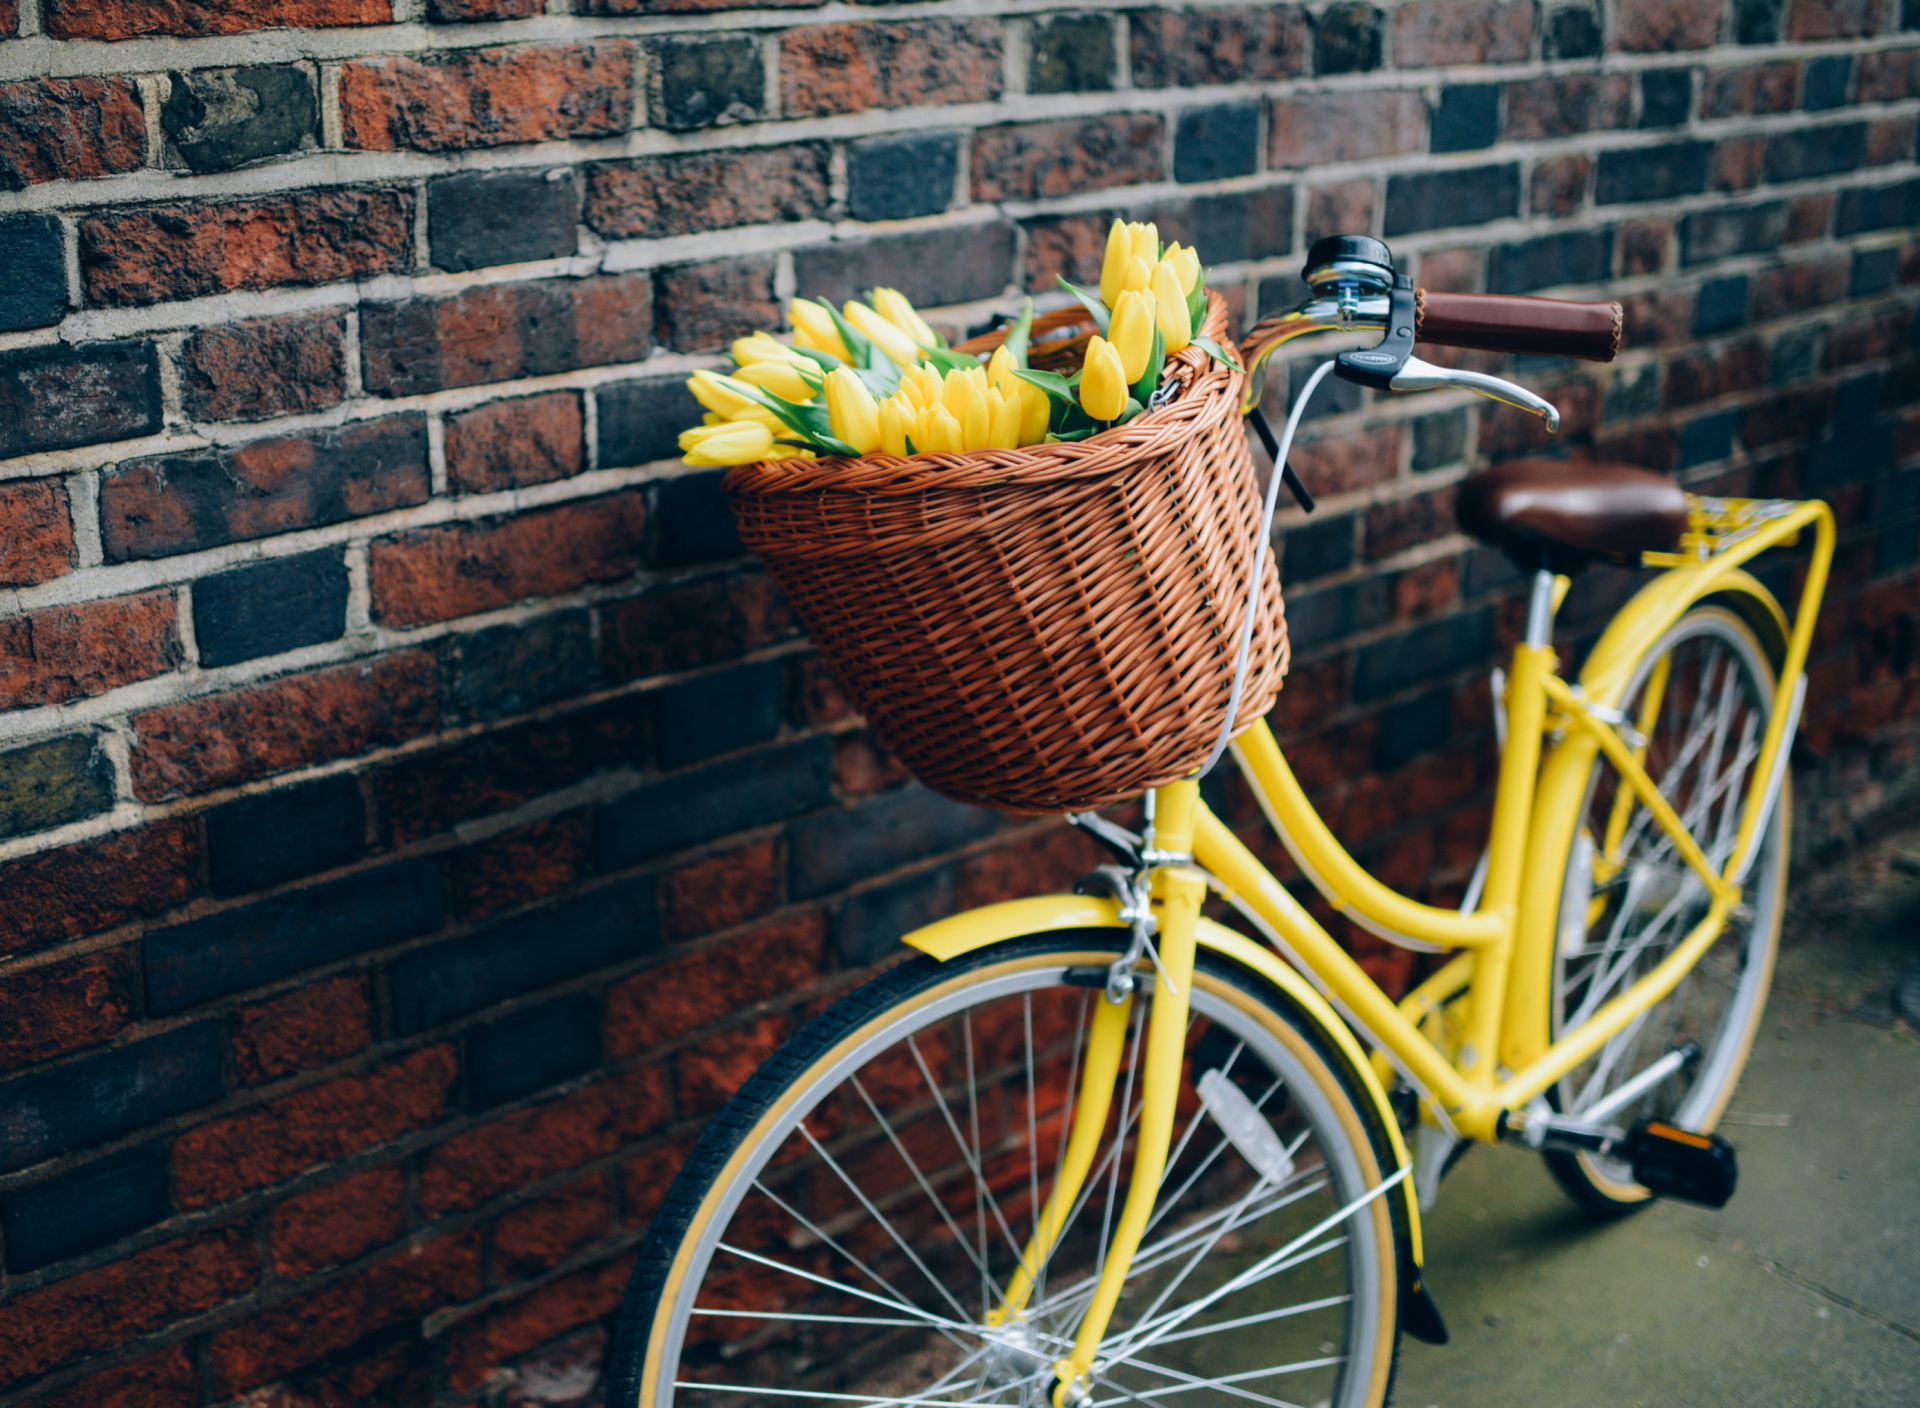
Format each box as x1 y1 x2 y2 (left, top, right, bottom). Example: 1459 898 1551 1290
605 234 1834 1408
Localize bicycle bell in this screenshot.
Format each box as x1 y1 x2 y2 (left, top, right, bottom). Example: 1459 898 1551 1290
1302 234 1396 330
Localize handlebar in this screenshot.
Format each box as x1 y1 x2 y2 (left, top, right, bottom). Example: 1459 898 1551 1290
1414 290 1622 362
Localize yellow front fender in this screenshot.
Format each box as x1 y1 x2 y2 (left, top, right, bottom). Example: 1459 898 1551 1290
903 894 1424 1268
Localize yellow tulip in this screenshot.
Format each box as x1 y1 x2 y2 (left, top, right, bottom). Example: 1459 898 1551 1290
919 403 966 453
1108 289 1156 383
788 300 851 361
878 395 914 455
679 420 775 466
1099 219 1133 307
1128 220 1160 269
1150 260 1193 354
842 300 922 368
1018 381 1052 444
1164 243 1202 295
870 287 938 348
732 332 816 369
986 387 1022 449
1120 254 1154 296
940 365 987 422
733 359 816 402
823 367 881 454
898 364 942 409
688 368 768 421
1079 336 1128 421
985 344 1020 392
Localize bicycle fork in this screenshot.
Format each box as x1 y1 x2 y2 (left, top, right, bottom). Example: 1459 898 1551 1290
987 781 1208 1408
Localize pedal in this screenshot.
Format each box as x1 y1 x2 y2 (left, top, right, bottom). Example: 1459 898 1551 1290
1623 1119 1738 1208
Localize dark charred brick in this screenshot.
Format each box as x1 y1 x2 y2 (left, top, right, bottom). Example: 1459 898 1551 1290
0 214 68 332
1135 186 1293 266
2 1144 170 1272
1280 513 1357 584
1594 141 1712 204
0 341 160 460
789 784 998 899
654 660 783 769
1174 102 1261 183
429 168 578 272
1488 228 1613 294
1383 164 1518 236
360 275 651 396
1131 7 1310 85
1766 123 1866 182
1836 177 1920 234
388 879 656 1035
1353 607 1496 700
972 114 1165 202
1852 245 1899 297
0 734 113 840
649 469 742 570
791 223 1017 311
594 737 834 870
1547 5 1604 57
191 551 349 669
654 257 777 355
1681 200 1787 263
444 610 596 723
1639 68 1694 126
1412 408 1470 471
205 775 366 899
1680 408 1739 466
144 859 444 1014
180 311 348 423
1432 84 1498 152
1803 54 1853 110
0 1024 224 1172
1373 688 1451 771
649 33 764 131
1315 2 1382 73
466 992 601 1109
602 574 791 680
101 416 428 562
1694 274 1750 334
444 391 583 495
161 66 316 173
1734 0 1783 43
587 145 829 240
429 0 541 17
1030 13 1115 93
836 865 957 966
846 131 959 221
598 376 705 469
1279 576 1390 652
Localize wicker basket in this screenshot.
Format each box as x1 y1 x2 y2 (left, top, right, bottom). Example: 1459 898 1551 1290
723 291 1287 814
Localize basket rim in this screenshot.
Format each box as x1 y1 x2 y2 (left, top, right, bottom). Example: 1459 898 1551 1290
724 290 1239 497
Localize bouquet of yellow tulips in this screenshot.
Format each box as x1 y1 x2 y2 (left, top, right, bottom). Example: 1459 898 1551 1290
677 220 1236 467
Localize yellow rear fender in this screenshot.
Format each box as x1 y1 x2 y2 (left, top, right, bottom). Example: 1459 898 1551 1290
903 895 1424 1267
1579 566 1788 708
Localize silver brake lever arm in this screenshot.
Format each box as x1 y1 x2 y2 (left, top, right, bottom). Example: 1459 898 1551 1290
1389 354 1560 432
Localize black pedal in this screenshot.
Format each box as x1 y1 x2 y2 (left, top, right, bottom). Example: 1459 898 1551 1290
1623 1119 1738 1208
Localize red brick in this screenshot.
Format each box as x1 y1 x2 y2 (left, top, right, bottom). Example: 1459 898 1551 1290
360 274 652 396
655 257 778 354
1392 0 1534 65
1785 193 1834 243
268 1336 432 1408
1270 90 1424 168
1786 0 1880 40
1306 180 1378 243
1712 134 1768 192
45 0 387 39
1020 213 1111 293
174 1044 457 1207
585 0 816 9
780 19 1002 117
0 589 177 713
445 391 584 496
601 573 793 681
1857 47 1920 102
79 189 413 309
233 975 377 1086
449 815 591 921
0 946 136 1070
1621 287 1696 346
420 1065 671 1215
1703 61 1800 117
1393 559 1460 620
607 913 826 1056
958 825 1102 909
341 43 632 152
1663 340 1767 410
369 492 646 628
207 1230 481 1393
1502 74 1631 140
0 1228 257 1383
494 1171 616 1280
585 144 831 240
1752 255 1850 320
39 1344 200 1408
620 1133 695 1227
1481 380 1596 457
661 839 782 941
793 653 854 726
972 114 1165 201
0 479 74 588
1826 308 1909 367
129 650 439 801
445 1255 630 1390
1129 7 1310 85
1868 116 1916 166
1415 246 1483 292
835 733 911 797
0 77 144 187
180 311 347 424
1287 424 1400 497
1530 155 1590 218
269 1164 409 1277
677 1012 783 1115
1365 487 1458 561
0 820 199 958
1612 0 1725 50
431 0 540 16
0 0 15 35
1619 218 1671 275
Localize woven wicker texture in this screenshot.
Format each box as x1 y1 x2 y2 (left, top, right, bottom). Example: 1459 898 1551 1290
724 292 1288 813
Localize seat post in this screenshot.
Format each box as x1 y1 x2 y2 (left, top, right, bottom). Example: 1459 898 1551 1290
1523 561 1557 648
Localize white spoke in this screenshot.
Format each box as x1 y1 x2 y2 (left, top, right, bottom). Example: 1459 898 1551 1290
749 1180 955 1342
673 1381 1014 1408
906 1035 1032 1275
1145 1293 1351 1347
691 1308 928 1328
713 1241 973 1337
1091 1354 1337 1408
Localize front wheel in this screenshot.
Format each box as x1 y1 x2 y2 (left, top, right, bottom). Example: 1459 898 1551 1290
607 933 1407 1408
1546 603 1788 1213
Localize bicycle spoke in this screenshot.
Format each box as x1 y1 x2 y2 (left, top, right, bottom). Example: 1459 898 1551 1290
714 1241 973 1338
905 1035 1031 1274
1093 1354 1337 1408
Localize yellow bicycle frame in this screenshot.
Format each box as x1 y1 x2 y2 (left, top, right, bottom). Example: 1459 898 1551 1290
903 496 1832 1401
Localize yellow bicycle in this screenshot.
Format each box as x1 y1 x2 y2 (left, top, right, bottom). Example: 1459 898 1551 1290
606 235 1833 1408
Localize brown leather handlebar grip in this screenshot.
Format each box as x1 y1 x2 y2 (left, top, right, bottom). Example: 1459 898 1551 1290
1414 289 1624 362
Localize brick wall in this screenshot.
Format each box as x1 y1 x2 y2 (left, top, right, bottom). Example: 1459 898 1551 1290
1 0 1917 1402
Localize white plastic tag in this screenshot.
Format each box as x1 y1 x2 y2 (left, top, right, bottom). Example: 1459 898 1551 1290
1198 1068 1293 1186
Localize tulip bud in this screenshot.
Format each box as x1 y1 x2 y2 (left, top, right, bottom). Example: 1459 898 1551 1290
1099 219 1133 307
898 364 942 409
940 365 987 422
1018 382 1052 445
1079 336 1128 422
824 367 882 454
843 301 922 368
788 300 850 361
1165 243 1202 295
679 420 775 467
733 359 815 402
1108 289 1156 383
870 288 939 348
987 387 1023 450
878 395 913 455
1121 255 1153 295
985 344 1020 393
1128 221 1160 269
688 369 767 421
920 404 966 454
1150 260 1193 355
732 332 815 369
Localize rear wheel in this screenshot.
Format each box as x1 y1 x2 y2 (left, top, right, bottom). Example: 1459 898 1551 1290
607 933 1406 1408
1546 604 1788 1213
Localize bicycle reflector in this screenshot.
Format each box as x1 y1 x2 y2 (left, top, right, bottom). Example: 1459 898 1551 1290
1623 1119 1739 1208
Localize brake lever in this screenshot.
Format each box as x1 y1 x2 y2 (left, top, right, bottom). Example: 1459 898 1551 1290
1389 355 1561 431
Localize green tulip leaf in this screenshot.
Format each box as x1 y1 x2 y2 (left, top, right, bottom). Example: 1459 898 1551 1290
1056 276 1112 335
1192 336 1244 372
815 298 875 370
1002 299 1035 369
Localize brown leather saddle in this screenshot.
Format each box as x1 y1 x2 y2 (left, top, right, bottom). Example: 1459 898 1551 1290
1456 458 1689 571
